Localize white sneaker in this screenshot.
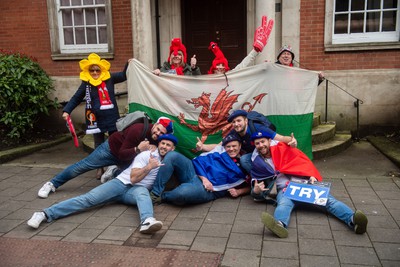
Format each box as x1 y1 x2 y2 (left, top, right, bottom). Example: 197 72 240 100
38 182 55 198
101 165 118 184
139 217 163 234
27 212 46 229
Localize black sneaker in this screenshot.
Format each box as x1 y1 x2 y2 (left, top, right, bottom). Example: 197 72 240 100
353 210 368 234
149 192 162 205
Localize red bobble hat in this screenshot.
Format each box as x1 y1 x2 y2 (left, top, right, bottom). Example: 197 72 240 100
167 38 187 64
156 117 174 134
208 42 230 74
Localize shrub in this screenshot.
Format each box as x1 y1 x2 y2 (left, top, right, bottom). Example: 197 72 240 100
0 49 59 142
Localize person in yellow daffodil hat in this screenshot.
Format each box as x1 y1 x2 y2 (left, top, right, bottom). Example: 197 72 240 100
62 53 132 179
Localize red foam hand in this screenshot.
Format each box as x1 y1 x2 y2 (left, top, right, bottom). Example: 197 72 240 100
253 16 274 52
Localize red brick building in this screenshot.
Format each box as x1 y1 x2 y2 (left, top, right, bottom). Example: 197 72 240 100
1 0 399 134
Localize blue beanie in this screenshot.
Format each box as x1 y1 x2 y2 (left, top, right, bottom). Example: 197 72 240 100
251 131 274 141
158 134 178 145
227 110 248 122
222 133 241 146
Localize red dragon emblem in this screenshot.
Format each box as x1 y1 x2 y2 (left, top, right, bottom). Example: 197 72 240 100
178 88 267 147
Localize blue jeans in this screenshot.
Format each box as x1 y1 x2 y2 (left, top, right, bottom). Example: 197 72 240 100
274 190 354 228
50 140 119 188
44 179 154 223
240 153 252 174
151 151 220 205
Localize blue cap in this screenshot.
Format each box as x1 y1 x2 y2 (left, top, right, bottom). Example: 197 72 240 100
222 134 241 146
251 131 274 141
158 134 178 145
227 110 248 123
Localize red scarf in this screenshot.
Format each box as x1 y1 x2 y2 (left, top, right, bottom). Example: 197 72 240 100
171 65 184 75
97 82 114 110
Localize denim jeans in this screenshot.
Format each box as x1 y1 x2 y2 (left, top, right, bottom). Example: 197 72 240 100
44 179 153 223
274 190 354 228
151 151 220 205
50 140 119 188
240 153 252 174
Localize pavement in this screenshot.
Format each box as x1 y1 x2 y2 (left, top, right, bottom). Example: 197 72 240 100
0 137 400 266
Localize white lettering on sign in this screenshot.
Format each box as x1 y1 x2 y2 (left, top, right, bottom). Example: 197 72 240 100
288 184 326 200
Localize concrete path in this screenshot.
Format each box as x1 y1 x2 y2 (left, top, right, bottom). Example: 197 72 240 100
0 140 399 266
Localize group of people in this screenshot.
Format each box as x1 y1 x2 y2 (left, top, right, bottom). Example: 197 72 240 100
28 109 368 238
27 16 367 238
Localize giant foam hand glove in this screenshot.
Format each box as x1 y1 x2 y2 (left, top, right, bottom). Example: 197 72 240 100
253 16 274 52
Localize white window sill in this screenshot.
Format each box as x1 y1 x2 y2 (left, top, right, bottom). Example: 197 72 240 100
51 52 115 61
325 42 400 52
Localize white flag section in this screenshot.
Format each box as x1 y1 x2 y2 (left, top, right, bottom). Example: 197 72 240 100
127 59 318 159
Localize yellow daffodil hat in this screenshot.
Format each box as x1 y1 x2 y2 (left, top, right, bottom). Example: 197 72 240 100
79 53 111 86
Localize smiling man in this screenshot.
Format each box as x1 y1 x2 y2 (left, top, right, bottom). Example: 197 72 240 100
28 134 178 234
250 131 368 238
37 117 174 198
149 134 250 205
196 109 297 173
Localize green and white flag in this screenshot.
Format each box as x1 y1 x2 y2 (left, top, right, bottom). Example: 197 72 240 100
127 59 318 159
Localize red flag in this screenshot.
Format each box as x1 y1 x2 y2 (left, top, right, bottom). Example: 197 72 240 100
270 142 322 181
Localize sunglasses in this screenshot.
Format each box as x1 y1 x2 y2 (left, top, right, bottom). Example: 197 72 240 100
89 68 101 73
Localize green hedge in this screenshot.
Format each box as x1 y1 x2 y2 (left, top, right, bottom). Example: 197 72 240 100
0 49 58 141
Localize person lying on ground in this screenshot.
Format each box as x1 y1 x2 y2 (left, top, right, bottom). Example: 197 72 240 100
27 134 178 234
149 134 251 206
37 117 174 199
250 131 368 238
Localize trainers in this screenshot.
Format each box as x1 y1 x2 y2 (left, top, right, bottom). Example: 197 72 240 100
261 212 288 238
101 165 118 183
139 217 163 234
149 191 162 205
353 210 368 234
38 182 56 198
27 212 46 229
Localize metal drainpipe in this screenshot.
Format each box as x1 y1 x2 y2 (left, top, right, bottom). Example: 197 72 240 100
155 0 161 68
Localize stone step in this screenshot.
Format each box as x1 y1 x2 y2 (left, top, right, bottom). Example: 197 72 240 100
313 113 321 128
312 122 336 145
312 133 353 159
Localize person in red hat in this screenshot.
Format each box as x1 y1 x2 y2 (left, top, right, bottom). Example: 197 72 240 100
153 38 201 76
36 117 174 199
208 16 274 75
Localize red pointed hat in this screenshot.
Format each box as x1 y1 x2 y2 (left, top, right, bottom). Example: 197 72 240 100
167 38 187 63
208 42 230 74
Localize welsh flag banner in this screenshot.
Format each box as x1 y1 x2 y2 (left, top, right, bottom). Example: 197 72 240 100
127 59 318 159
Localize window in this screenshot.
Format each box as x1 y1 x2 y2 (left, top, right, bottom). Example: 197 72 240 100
47 0 114 59
332 0 399 44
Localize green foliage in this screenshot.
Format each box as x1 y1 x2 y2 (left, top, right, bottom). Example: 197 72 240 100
0 50 59 141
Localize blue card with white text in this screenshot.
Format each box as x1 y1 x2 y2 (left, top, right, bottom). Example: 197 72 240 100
283 181 331 206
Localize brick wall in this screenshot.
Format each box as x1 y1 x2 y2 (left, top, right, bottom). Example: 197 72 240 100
0 0 133 76
300 0 400 71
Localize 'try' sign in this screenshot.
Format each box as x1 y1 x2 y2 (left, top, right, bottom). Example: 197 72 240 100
283 181 331 206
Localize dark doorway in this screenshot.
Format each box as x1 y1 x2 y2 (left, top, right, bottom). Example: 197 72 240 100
182 0 247 74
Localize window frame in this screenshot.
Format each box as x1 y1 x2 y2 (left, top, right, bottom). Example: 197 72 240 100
324 0 400 51
47 0 114 60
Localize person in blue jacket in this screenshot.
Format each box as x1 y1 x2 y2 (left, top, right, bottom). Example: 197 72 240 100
149 134 250 205
62 53 132 178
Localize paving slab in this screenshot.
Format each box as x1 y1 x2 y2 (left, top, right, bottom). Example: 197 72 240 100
0 237 221 267
0 140 400 266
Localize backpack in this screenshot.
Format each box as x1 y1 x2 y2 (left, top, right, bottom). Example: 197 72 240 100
247 111 276 134
116 111 151 140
